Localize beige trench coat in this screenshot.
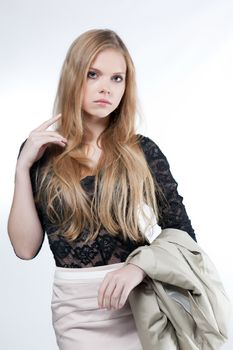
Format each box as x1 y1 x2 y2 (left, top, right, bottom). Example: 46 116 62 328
124 228 231 350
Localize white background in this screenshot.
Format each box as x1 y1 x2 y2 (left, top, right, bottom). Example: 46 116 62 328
1 0 232 349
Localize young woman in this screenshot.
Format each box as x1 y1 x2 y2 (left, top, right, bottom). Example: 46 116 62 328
7 28 196 350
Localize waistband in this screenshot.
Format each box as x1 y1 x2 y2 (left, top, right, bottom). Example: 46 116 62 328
54 262 125 280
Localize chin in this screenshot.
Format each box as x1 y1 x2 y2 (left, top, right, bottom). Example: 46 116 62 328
85 112 110 119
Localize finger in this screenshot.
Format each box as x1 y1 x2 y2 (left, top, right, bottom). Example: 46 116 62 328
36 136 67 149
30 134 67 147
103 282 118 309
98 274 114 308
110 283 124 309
33 113 62 132
117 286 130 309
33 131 67 141
98 278 109 308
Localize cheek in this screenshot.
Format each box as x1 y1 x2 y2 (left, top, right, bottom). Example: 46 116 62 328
117 85 125 102
81 93 86 109
81 86 90 107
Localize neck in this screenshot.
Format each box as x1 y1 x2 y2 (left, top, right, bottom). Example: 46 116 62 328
82 112 110 146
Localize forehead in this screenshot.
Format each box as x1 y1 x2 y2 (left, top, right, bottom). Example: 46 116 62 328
90 49 127 73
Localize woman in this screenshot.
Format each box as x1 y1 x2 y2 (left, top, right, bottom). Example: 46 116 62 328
7 28 196 350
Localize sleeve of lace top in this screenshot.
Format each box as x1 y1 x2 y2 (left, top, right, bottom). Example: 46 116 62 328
141 136 197 241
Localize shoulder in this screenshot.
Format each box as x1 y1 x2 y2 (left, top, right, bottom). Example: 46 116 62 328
136 133 160 150
136 133 167 161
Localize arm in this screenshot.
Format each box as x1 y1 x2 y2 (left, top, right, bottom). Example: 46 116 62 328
141 136 197 241
7 141 45 260
7 113 67 260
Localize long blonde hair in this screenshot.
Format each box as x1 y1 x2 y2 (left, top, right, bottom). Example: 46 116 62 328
35 28 165 244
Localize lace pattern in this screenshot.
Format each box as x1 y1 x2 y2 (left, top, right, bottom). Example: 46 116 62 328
17 135 196 267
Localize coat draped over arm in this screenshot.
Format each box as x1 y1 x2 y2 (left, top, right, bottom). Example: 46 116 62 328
124 228 231 350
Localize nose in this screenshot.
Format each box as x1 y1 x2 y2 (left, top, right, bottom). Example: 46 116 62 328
99 87 110 95
99 78 111 95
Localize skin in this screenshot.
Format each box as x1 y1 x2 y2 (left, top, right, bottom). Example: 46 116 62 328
98 263 146 310
17 114 67 170
81 48 126 147
81 48 147 310
17 51 147 311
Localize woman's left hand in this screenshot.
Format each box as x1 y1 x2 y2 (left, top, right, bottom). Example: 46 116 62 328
97 263 146 310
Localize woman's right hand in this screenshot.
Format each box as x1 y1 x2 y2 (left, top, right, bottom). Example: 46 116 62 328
17 114 67 169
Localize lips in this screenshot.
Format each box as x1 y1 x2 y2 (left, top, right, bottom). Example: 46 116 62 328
94 99 112 105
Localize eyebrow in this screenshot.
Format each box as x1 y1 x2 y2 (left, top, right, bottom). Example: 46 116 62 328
89 67 126 75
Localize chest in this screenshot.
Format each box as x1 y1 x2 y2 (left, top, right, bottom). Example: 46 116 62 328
82 144 103 177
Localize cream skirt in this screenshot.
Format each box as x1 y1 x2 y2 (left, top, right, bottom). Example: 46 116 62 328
51 262 143 350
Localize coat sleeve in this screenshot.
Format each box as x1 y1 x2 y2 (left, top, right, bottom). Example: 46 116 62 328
139 135 196 241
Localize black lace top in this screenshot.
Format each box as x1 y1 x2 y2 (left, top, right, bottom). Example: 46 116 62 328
17 134 196 268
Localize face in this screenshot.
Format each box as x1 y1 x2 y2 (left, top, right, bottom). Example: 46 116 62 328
81 49 127 121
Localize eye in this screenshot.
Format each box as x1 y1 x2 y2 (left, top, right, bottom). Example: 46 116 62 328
87 71 97 79
112 75 124 82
